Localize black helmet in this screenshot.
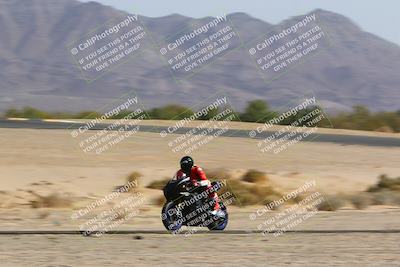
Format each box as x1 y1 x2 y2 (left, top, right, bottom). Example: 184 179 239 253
180 156 194 173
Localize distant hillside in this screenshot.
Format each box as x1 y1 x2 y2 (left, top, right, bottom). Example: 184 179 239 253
0 0 399 112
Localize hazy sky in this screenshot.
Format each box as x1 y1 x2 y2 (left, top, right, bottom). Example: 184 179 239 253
81 0 400 45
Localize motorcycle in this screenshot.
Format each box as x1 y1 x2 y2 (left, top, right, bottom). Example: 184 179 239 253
161 177 228 233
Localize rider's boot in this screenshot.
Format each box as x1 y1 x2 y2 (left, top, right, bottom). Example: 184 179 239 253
209 197 224 218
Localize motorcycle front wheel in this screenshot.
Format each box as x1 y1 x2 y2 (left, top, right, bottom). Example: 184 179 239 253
207 202 228 231
161 201 183 232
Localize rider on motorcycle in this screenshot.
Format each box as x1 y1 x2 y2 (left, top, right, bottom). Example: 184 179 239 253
173 156 222 216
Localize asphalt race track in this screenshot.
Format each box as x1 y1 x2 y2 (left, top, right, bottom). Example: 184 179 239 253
1 119 399 147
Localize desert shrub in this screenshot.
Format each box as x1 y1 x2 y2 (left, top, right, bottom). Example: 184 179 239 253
349 193 371 210
154 195 166 206
248 185 279 198
146 169 280 207
316 195 345 211
197 106 221 120
370 191 400 206
4 104 400 132
330 106 400 132
371 191 390 205
237 192 260 206
358 174 400 207
220 179 281 207
112 210 127 220
148 105 194 120
74 111 102 119
8 108 72 119
126 171 142 188
205 169 232 182
218 179 253 206
30 193 73 208
250 185 281 207
147 177 171 190
240 100 277 123
37 210 51 219
261 194 285 210
292 193 306 204
241 169 268 184
389 192 400 205
367 175 400 192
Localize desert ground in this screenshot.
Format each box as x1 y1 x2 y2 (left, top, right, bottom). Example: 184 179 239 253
1 126 399 197
1 233 399 267
0 125 400 266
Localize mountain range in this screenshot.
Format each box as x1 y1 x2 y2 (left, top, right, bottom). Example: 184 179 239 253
0 0 399 113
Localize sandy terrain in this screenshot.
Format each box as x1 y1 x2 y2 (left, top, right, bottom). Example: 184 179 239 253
0 127 399 200
1 233 399 267
1 205 399 266
1 126 399 266
0 207 399 231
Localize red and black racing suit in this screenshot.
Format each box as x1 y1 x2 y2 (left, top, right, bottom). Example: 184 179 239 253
174 166 220 211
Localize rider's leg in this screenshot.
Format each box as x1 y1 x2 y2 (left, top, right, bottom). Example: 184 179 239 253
207 191 220 211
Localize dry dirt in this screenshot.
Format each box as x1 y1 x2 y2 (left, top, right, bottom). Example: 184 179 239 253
1 232 399 267
0 127 399 266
